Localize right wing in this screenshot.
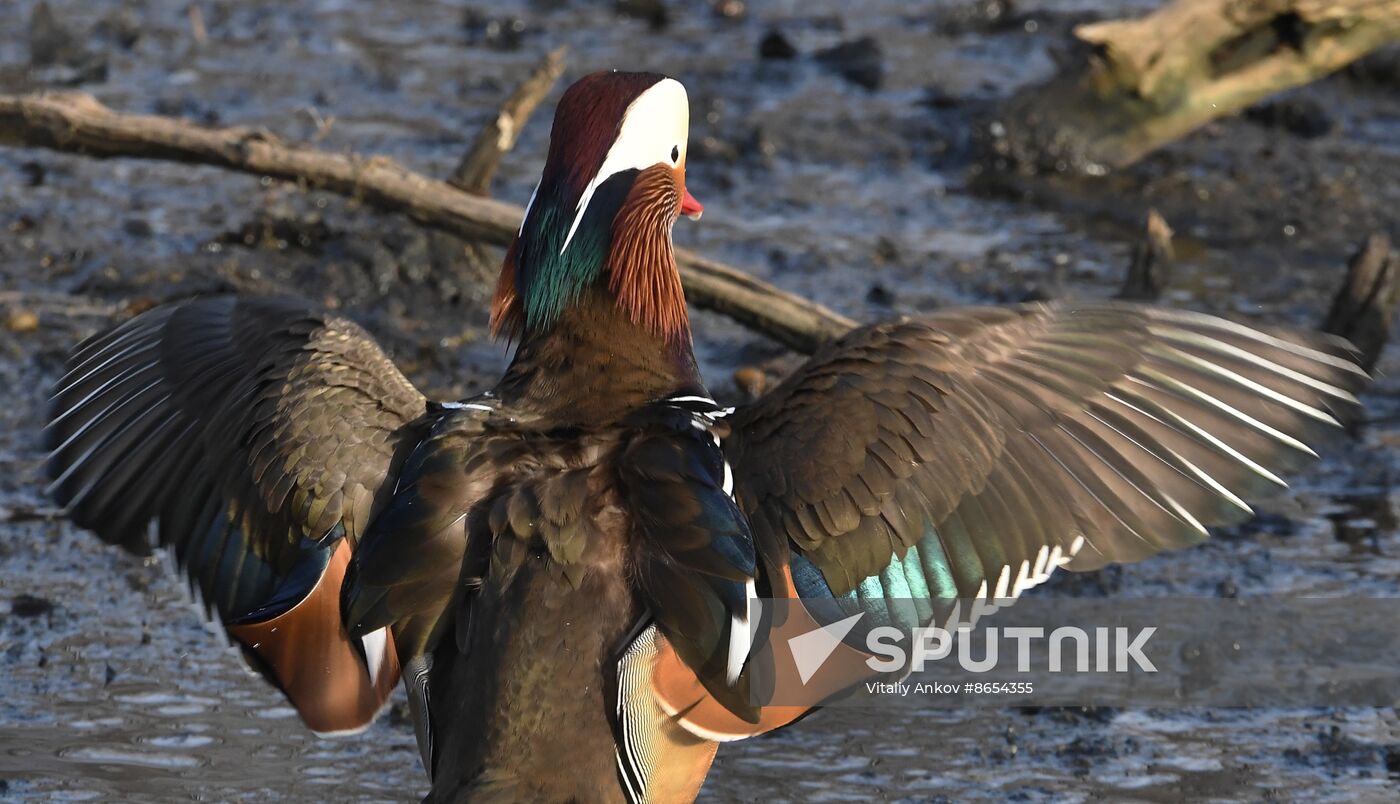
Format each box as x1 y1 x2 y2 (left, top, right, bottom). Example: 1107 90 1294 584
691 302 1368 737
45 296 430 734
730 303 1366 598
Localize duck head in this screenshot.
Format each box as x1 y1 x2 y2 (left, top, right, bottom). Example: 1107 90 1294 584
491 71 703 344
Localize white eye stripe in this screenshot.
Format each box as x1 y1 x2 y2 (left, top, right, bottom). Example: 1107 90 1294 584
561 78 690 254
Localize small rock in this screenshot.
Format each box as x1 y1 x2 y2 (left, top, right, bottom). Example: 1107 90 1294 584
733 366 767 399
712 0 745 19
218 213 333 253
152 96 220 125
4 309 40 333
461 8 529 51
1244 97 1334 139
1216 577 1238 598
1217 511 1295 540
19 161 45 187
123 218 154 238
749 125 776 160
866 284 896 306
758 30 797 60
614 0 669 31
815 36 884 91
874 237 899 264
104 663 117 686
920 88 962 110
93 9 142 50
937 0 1019 34
11 594 55 618
693 135 739 163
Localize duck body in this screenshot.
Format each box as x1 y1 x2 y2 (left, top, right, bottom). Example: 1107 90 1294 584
342 288 745 802
42 70 1370 803
392 396 723 802
403 398 638 802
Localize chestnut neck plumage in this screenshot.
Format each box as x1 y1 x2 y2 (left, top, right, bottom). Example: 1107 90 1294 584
497 287 702 425
493 165 702 425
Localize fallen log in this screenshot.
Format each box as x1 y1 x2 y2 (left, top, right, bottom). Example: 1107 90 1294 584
992 0 1400 172
0 92 855 353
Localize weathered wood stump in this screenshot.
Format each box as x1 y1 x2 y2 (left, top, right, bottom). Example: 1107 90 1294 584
1322 233 1400 372
1118 209 1175 301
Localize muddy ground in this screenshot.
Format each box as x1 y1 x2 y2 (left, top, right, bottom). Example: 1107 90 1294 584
1 0 1399 801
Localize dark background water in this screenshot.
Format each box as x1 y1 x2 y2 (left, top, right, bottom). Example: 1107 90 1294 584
1 0 1398 800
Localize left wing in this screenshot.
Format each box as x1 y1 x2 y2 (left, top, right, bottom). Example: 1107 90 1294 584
45 296 429 733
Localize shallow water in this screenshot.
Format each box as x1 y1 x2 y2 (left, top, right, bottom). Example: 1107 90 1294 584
2 0 1399 800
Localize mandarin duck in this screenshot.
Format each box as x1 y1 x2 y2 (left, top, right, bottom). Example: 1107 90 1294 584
45 71 1367 802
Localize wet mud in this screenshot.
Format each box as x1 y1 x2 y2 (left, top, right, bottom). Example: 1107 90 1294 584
2 0 1398 800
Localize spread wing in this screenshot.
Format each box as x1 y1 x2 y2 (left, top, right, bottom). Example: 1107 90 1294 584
727 302 1367 615
44 296 429 734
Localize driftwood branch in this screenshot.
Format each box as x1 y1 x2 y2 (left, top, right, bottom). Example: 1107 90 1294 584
450 47 567 195
994 0 1400 172
1322 233 1400 372
0 92 855 353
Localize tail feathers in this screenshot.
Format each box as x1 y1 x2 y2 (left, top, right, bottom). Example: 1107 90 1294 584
611 624 719 804
227 539 400 735
404 654 436 779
